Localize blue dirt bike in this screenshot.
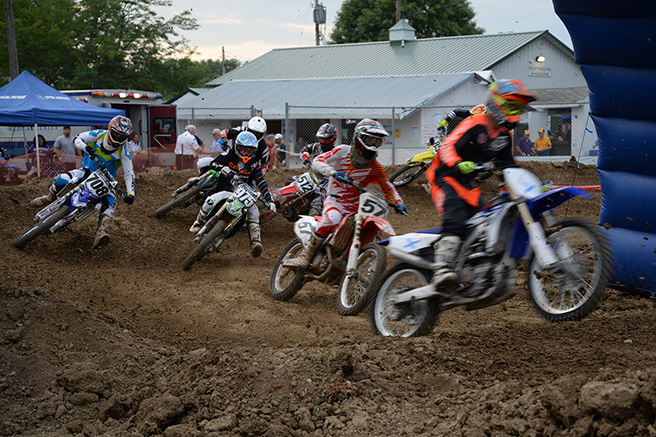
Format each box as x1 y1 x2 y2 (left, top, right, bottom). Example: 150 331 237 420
13 153 128 248
369 163 612 337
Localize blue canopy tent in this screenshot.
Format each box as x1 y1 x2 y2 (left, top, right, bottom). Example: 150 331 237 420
0 71 124 176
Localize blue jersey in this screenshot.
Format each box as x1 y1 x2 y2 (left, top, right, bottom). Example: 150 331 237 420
75 129 135 196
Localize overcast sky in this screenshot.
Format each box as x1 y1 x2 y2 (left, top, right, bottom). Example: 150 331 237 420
157 0 572 63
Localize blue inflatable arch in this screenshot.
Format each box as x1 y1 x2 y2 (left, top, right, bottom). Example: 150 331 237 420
553 0 656 293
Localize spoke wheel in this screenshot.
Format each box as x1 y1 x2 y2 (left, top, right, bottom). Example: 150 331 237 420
369 264 438 337
528 218 611 322
181 220 226 270
154 185 202 218
13 206 70 248
389 164 427 187
336 243 386 316
270 239 306 301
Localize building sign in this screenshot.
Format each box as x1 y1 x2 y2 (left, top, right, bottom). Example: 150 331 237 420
529 65 552 77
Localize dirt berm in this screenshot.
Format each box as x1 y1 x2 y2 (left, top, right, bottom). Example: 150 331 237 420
1 161 656 436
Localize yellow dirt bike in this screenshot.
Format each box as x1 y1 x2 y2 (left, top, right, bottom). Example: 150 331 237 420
389 130 446 187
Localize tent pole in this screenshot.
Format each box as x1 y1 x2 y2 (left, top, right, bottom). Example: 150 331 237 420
34 123 41 177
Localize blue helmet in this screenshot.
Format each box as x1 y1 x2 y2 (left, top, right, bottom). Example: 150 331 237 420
235 131 258 163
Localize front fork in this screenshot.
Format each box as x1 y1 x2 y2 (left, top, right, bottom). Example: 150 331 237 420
515 201 559 269
345 216 363 276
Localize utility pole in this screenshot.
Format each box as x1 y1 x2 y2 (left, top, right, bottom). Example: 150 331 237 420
222 46 226 75
396 0 401 22
4 0 19 79
313 1 326 46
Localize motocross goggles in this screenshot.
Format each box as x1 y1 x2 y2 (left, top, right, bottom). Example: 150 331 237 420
237 144 256 157
360 134 383 149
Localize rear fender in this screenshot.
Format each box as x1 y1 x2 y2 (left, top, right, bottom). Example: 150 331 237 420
271 183 301 201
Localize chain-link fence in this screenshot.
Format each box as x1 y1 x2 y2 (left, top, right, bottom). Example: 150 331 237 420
280 103 598 168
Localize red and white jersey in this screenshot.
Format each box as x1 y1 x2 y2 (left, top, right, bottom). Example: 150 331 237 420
312 145 402 205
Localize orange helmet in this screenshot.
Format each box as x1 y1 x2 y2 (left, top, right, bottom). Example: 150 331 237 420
486 80 536 129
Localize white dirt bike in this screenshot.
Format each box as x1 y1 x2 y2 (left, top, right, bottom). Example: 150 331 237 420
370 163 612 337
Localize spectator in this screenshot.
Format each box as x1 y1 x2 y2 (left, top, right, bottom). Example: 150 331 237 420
127 132 147 173
275 134 287 167
533 128 552 156
207 128 227 155
515 130 534 156
26 135 51 179
266 134 278 169
295 136 306 153
554 121 572 155
175 125 201 170
53 126 80 171
0 147 20 185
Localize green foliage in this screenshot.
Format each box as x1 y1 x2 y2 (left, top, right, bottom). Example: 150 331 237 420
330 0 483 44
0 0 236 100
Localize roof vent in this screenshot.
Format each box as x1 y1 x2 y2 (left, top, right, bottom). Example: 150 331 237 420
389 19 415 46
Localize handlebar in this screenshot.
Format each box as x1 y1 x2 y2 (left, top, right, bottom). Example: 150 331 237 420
86 149 129 203
338 175 408 215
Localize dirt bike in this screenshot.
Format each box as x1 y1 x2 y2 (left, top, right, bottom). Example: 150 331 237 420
270 178 406 315
389 130 446 187
153 171 219 218
181 168 263 270
262 167 324 223
370 162 612 337
13 153 129 248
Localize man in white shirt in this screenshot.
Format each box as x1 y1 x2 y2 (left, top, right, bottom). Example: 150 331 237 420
175 125 201 170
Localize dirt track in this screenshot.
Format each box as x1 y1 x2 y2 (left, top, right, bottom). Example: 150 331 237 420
2 162 656 436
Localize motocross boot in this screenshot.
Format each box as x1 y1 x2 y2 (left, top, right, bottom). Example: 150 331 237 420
93 215 112 249
431 235 460 288
283 231 325 270
189 208 210 234
248 222 263 258
30 185 57 207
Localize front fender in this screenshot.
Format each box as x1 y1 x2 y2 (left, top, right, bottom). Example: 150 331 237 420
406 150 434 165
361 216 395 245
527 186 592 217
509 187 593 259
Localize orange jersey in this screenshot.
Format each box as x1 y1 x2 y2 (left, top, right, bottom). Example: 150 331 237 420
313 145 402 205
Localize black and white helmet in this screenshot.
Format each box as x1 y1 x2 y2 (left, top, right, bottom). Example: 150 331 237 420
316 123 337 152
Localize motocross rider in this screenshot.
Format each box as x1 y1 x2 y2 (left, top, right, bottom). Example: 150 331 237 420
427 79 536 288
436 104 488 136
284 118 407 270
297 123 338 215
29 115 135 249
193 115 269 183
188 131 276 258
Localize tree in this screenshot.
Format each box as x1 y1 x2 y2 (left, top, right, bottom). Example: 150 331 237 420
330 0 483 44
0 0 198 96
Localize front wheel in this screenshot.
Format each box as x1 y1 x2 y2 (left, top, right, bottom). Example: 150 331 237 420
389 164 427 187
336 243 387 316
13 206 71 249
369 263 439 337
528 218 612 322
181 219 226 270
154 185 202 218
269 239 306 301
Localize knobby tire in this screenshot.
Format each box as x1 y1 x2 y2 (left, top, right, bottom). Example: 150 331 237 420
154 185 202 218
13 206 71 248
181 220 226 270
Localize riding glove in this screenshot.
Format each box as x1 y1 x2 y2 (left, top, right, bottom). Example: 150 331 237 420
456 161 476 175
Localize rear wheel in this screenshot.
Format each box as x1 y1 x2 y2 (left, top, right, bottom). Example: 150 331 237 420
369 263 439 337
528 218 612 322
181 219 226 270
389 164 427 187
336 243 386 316
13 206 71 248
270 238 306 301
154 185 202 218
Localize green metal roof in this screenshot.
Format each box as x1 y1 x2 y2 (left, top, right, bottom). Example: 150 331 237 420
207 31 572 86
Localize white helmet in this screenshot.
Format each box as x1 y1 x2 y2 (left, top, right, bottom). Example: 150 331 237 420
247 116 267 140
